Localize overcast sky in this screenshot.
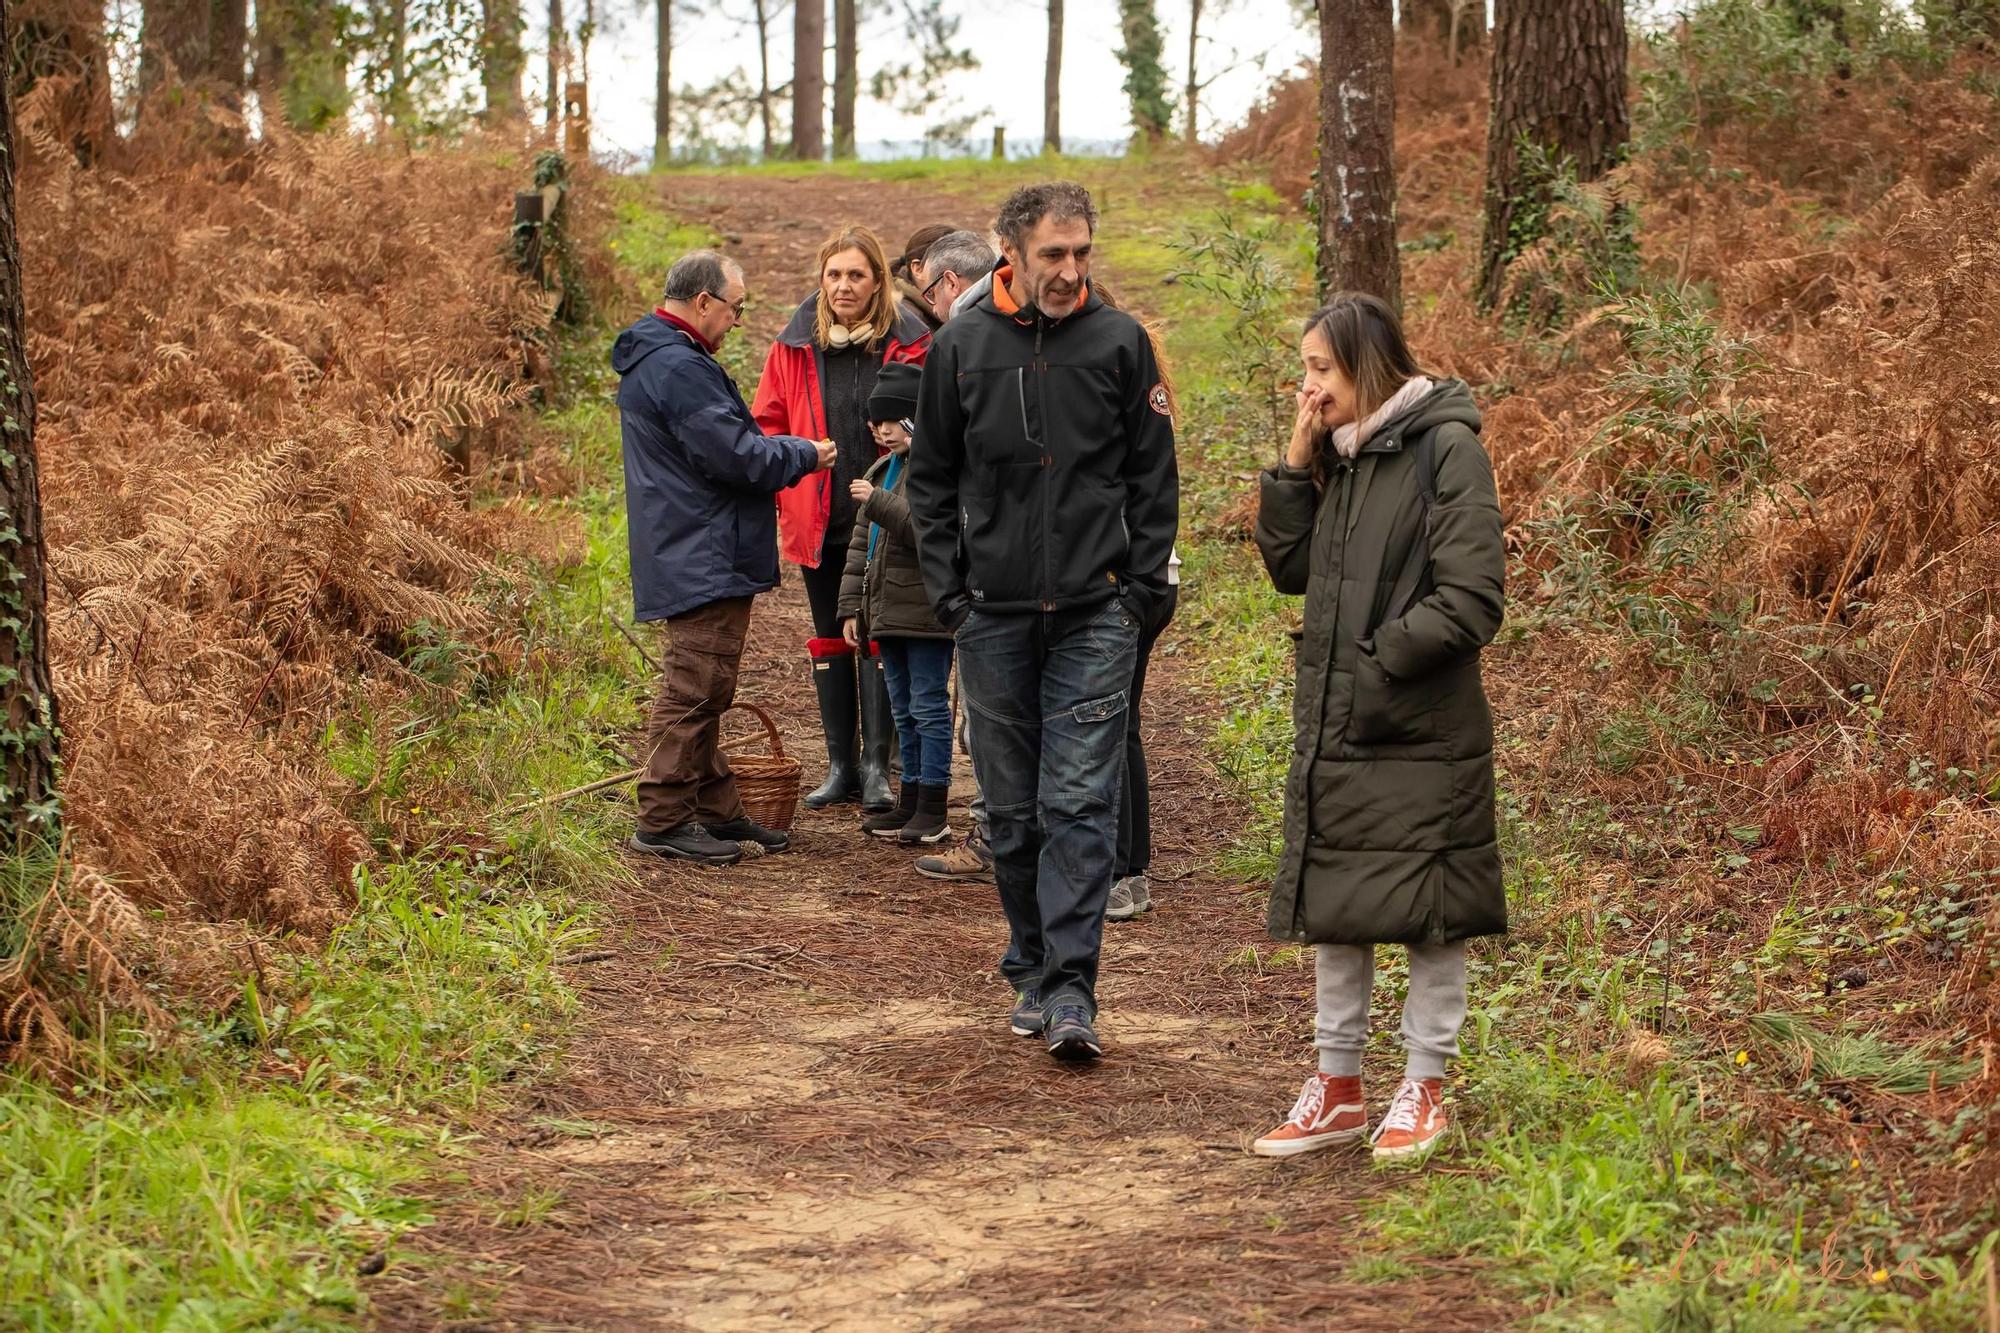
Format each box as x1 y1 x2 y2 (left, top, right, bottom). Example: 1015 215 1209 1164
538 0 1319 166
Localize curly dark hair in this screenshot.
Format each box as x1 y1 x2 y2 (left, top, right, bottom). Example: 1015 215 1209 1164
994 181 1098 252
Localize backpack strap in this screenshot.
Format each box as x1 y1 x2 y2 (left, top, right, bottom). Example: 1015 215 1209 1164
1383 433 1440 624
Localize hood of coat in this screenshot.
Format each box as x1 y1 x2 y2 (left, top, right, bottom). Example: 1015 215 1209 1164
611 311 697 376
1357 377 1482 453
776 292 936 350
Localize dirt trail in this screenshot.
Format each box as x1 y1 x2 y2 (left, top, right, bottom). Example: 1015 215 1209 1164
373 175 1503 1330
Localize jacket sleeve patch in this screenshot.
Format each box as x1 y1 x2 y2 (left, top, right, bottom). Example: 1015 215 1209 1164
1148 383 1172 417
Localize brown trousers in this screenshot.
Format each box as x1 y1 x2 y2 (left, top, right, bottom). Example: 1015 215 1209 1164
636 595 754 833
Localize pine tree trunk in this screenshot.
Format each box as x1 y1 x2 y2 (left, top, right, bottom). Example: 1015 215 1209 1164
1183 0 1200 145
755 0 775 160
831 0 855 158
482 0 525 121
654 0 671 164
1043 0 1062 154
0 23 63 841
1316 0 1401 307
139 0 248 110
792 0 824 160
546 0 566 125
386 0 408 124
1478 0 1626 308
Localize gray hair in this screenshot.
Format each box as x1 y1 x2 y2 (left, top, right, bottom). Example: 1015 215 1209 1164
921 230 997 286
993 182 1098 252
662 250 742 304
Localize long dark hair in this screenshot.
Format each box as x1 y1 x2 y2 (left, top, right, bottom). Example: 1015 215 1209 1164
1301 292 1429 428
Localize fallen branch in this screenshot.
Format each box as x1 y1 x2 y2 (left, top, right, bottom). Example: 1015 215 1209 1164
606 616 665 674
496 767 643 819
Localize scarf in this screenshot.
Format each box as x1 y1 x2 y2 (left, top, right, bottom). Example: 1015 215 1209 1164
1331 376 1435 461
866 453 907 561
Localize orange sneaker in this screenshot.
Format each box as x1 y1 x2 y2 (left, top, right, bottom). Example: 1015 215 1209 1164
1371 1077 1448 1160
1250 1074 1368 1157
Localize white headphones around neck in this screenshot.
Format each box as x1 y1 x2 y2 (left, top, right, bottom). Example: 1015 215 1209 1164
825 321 876 349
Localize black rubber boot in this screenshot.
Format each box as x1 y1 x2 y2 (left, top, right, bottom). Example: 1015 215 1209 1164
898 784 953 844
862 781 918 838
803 650 860 809
856 653 896 814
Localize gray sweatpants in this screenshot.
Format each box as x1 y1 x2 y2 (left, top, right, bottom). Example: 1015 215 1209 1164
1314 941 1467 1081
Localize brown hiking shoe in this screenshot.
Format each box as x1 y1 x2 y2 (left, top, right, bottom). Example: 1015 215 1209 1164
914 835 992 881
1371 1078 1448 1160
1250 1074 1367 1157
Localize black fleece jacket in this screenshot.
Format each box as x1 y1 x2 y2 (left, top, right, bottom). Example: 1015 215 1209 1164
906 281 1179 628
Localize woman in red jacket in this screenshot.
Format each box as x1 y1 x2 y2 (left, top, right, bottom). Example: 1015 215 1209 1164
752 224 933 812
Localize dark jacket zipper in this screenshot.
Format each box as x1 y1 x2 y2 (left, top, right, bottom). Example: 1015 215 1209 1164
1035 317 1054 612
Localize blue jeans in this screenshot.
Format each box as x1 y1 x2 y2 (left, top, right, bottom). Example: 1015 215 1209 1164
954 599 1139 1017
878 637 956 786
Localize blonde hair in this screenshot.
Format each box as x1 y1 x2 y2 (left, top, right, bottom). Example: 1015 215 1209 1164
813 225 900 350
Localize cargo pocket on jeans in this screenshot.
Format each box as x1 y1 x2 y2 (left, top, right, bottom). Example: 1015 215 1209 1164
1070 691 1127 724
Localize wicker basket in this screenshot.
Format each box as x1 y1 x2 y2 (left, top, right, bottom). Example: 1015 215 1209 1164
720 701 803 832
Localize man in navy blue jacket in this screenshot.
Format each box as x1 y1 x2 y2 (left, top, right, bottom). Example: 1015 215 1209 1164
613 251 835 866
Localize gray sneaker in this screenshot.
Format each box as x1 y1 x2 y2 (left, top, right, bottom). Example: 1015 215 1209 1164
1106 874 1153 921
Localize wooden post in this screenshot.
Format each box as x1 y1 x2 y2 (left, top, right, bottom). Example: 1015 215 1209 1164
992 125 1005 160
564 80 590 156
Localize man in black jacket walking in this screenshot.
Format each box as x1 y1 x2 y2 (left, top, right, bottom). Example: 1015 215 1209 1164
907 182 1180 1061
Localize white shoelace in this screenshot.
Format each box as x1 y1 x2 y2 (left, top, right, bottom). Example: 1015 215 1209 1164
1288 1076 1328 1128
1372 1078 1429 1142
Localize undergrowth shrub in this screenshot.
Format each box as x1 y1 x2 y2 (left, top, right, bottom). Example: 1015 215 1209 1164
7 107 595 1067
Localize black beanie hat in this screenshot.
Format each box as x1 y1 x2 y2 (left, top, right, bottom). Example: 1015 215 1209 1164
867 362 923 423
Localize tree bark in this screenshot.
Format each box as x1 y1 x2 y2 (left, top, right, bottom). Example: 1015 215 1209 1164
546 0 566 125
386 0 408 124
139 0 248 110
754 0 776 159
791 0 823 159
0 11 63 841
831 0 855 158
1183 0 1200 145
1478 0 1626 307
654 0 671 163
1043 0 1062 153
255 0 349 130
1316 0 1401 307
482 0 525 121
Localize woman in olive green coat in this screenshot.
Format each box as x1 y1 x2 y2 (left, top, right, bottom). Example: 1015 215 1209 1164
1246 292 1506 1164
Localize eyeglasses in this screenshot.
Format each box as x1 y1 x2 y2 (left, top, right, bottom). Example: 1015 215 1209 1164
920 270 955 307
705 290 748 319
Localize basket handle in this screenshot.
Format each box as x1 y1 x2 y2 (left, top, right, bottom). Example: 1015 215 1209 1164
720 700 787 760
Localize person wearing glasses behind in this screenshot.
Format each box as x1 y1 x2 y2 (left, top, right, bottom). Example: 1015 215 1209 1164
612 251 837 866
889 224 956 331
753 224 933 818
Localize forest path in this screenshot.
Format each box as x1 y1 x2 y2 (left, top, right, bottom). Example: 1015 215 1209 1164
372 171 1503 1330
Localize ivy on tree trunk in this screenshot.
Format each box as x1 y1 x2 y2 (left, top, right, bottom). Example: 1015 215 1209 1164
0 9 64 840
1115 0 1171 144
